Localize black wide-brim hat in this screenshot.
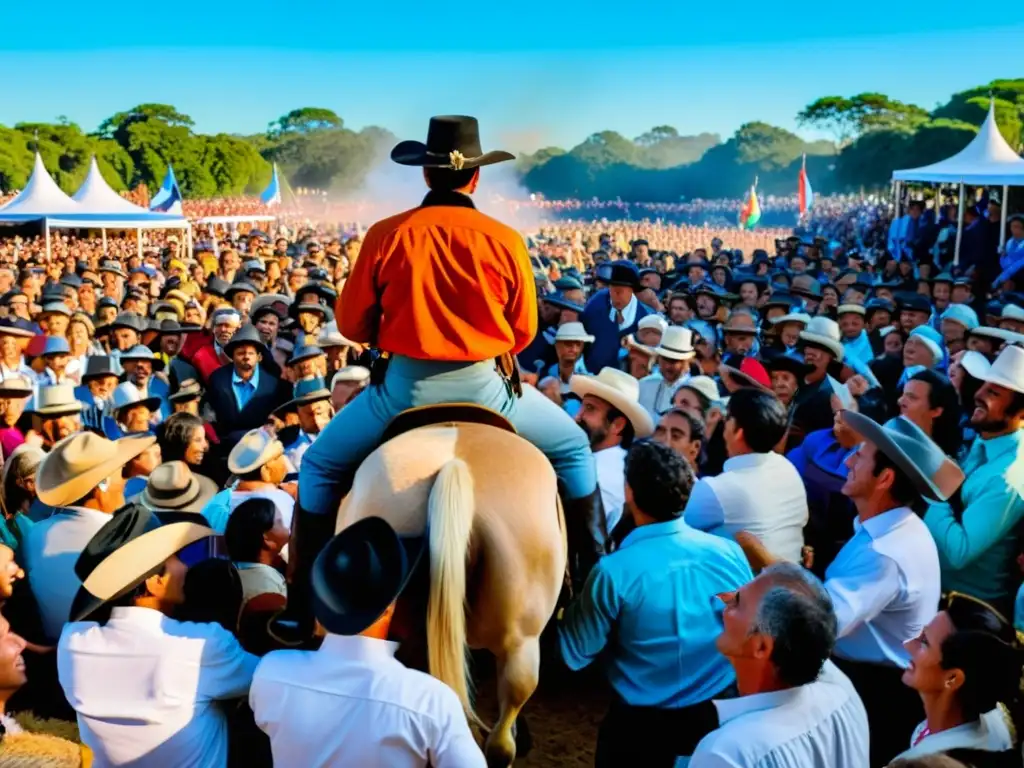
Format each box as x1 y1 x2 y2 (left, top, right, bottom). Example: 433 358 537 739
312 516 427 636
391 115 515 170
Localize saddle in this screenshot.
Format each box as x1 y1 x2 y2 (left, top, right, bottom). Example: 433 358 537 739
381 403 517 445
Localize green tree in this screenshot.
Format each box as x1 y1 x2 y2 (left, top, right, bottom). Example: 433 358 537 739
798 93 927 146
267 108 344 138
569 131 638 167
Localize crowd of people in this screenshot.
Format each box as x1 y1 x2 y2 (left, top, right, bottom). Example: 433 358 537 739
0 112 1021 768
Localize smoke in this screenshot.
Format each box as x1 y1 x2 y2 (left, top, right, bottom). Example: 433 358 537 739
348 147 552 236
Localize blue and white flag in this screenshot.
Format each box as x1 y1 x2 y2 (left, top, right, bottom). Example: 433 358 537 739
150 165 183 214
260 163 282 206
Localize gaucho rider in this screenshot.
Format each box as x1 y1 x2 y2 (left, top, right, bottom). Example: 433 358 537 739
292 116 601 626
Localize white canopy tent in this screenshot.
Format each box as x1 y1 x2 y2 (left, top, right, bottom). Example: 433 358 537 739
891 102 1024 262
0 154 190 258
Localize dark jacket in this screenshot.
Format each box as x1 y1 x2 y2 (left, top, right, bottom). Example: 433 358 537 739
579 290 653 373
205 365 292 448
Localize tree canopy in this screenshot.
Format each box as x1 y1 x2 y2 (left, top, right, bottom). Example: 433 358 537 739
1 78 1020 202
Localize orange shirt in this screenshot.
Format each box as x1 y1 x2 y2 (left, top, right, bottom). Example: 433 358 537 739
337 201 538 361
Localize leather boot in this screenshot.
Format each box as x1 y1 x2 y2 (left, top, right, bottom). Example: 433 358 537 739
271 502 339 645
562 490 608 593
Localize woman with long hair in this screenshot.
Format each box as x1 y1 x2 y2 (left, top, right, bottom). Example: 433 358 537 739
892 593 1024 767
898 369 963 458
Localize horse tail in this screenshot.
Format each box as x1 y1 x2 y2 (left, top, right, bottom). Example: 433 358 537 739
426 457 478 725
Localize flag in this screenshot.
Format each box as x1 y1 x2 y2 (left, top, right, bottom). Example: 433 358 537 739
260 163 282 206
739 183 761 230
798 154 814 215
150 165 183 214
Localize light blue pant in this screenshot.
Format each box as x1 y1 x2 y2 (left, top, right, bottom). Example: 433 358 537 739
300 357 597 517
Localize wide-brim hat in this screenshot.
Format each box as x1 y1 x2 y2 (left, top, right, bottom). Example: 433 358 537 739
286 376 333 409
81 355 120 381
391 115 515 170
0 374 34 398
312 516 427 636
843 411 964 502
721 312 759 336
653 326 696 361
119 345 166 372
965 344 1024 394
38 432 156 508
140 461 218 516
250 293 292 320
798 317 845 361
569 368 654 437
289 301 335 323
169 379 204 403
966 326 1024 347
30 384 84 417
70 505 213 622
678 375 721 406
111 382 163 419
287 343 326 366
228 428 284 475
761 351 814 380
719 357 773 393
553 322 595 344
223 324 270 359
0 321 35 339
541 294 585 314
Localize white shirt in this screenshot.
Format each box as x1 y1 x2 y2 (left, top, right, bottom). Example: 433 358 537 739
58 606 259 768
638 371 685 417
895 709 1015 761
687 661 869 768
684 453 809 563
250 634 486 768
609 294 639 330
22 506 111 641
594 445 627 533
825 506 940 666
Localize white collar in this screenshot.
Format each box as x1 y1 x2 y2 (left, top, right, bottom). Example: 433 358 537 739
319 634 400 662
714 684 807 725
853 506 913 539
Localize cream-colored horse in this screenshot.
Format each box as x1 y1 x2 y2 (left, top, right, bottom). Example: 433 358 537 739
335 411 566 767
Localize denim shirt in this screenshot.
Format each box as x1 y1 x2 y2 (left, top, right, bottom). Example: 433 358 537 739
558 517 753 708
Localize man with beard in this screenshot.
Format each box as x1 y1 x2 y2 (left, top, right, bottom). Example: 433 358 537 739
924 345 1024 615
572 367 655 545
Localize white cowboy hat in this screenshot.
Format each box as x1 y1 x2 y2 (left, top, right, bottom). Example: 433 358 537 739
30 384 83 417
653 326 696 361
553 322 595 344
959 350 993 382
969 344 1024 394
228 428 285 475
836 304 866 316
967 326 1024 346
677 375 720 406
770 311 812 327
37 432 157 508
331 366 371 387
570 368 654 437
638 315 668 334
1002 305 1024 323
798 316 845 361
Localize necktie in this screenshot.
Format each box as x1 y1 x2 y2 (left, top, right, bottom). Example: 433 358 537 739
614 309 624 326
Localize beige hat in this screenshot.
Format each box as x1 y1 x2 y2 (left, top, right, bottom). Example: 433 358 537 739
31 384 83 417
653 326 696 361
331 366 371 388
638 315 668 334
770 311 812 327
38 432 157 508
837 304 866 316
228 428 285 475
140 461 218 514
798 316 845 361
678 375 720 406
554 322 595 344
569 367 654 437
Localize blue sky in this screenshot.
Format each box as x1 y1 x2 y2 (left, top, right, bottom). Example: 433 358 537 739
1 2 1018 153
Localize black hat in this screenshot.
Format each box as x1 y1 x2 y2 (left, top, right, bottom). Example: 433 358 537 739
895 292 932 314
111 311 148 334
865 297 896 317
289 301 335 323
294 282 337 306
204 277 231 298
223 324 269 358
225 281 258 300
540 293 585 314
605 260 641 289
391 116 515 170
312 516 426 636
761 349 814 380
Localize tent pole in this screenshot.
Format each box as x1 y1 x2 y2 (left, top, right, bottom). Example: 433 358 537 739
186 224 194 263
102 228 107 256
1000 184 1009 250
44 221 51 261
953 183 965 268
137 228 143 260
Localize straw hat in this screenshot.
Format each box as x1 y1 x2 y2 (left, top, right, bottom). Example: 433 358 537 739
836 304 866 317
69 505 213 622
140 461 218 517
30 384 83 417
798 316 845 361
37 432 156 508
569 368 654 437
653 326 696 361
228 429 285 475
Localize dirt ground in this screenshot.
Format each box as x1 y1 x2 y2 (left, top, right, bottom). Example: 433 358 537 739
474 651 610 766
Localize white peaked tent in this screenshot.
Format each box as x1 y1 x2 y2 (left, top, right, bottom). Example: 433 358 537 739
0 152 84 220
73 156 156 214
892 102 1024 261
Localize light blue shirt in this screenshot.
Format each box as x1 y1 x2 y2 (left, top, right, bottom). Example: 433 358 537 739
558 517 753 708
841 330 874 369
232 365 260 411
925 429 1024 603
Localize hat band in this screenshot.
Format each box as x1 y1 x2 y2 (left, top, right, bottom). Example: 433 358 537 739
659 344 694 355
